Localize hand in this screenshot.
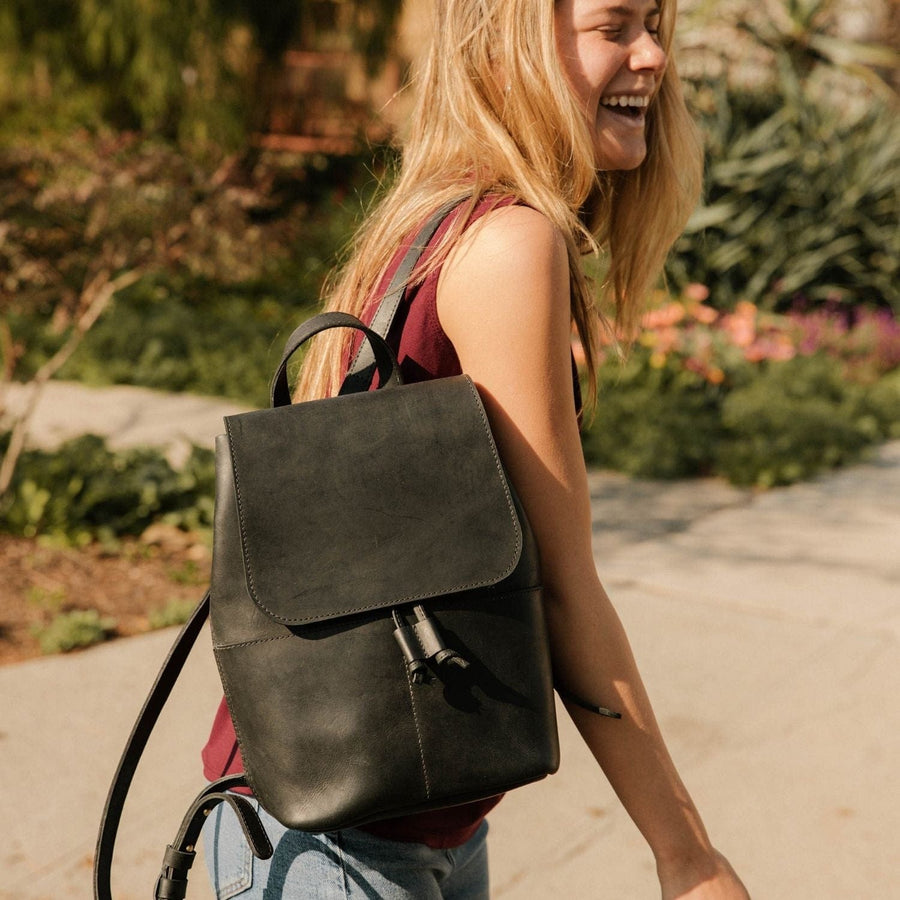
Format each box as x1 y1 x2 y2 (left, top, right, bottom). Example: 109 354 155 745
658 849 750 899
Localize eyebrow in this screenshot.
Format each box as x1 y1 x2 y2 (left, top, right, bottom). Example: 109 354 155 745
597 4 661 15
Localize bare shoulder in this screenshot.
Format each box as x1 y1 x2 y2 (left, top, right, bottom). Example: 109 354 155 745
445 204 566 280
438 204 569 334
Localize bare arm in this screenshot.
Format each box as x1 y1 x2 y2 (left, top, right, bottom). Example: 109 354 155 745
437 205 748 898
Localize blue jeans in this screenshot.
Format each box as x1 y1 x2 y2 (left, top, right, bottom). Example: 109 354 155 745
201 798 490 899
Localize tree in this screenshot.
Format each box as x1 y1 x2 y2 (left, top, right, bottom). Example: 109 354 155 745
0 0 406 149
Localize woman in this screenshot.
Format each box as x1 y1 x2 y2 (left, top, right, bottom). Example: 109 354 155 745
202 0 750 896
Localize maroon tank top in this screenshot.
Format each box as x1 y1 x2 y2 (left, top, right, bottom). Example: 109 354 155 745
202 195 516 849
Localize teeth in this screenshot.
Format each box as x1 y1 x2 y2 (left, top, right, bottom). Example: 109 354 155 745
600 95 649 108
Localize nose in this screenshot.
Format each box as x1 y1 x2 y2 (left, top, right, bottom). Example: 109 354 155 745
630 31 667 74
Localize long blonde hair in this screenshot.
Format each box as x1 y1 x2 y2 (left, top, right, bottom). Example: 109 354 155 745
295 0 702 404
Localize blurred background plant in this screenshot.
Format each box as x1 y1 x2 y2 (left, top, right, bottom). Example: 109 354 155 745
1 0 899 556
669 0 900 314
0 431 216 544
577 0 900 487
0 0 404 151
581 287 900 485
31 607 117 654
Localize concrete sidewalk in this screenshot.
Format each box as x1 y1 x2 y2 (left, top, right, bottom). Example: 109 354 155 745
1 382 898 898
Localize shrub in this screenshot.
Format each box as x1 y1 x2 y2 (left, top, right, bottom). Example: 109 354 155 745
580 292 900 486
32 609 117 654
1 134 382 406
148 598 198 630
55 280 307 407
0 0 251 147
669 83 900 314
0 435 216 543
860 368 900 440
715 355 878 487
583 351 725 479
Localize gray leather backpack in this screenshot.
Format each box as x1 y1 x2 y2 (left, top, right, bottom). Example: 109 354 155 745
94 199 617 900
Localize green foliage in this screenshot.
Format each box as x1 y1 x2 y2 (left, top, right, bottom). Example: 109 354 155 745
581 296 900 486
714 356 879 486
583 352 725 479
0 0 408 148
582 349 900 488
27 585 67 613
166 559 205 586
669 87 900 314
56 281 306 407
0 0 250 147
5 229 352 406
148 597 197 630
672 0 900 315
1 134 384 405
0 435 216 543
32 608 117 653
732 0 900 99
860 368 900 440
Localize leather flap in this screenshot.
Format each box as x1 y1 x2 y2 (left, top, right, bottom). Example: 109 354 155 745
224 376 523 625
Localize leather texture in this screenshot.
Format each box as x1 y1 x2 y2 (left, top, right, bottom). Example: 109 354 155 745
153 776 271 900
222 376 522 625
210 313 559 832
93 201 569 899
270 311 402 408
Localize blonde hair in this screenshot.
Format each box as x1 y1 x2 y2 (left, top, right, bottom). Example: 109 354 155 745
295 0 702 404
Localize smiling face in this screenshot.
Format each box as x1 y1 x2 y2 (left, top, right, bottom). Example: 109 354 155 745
554 0 668 171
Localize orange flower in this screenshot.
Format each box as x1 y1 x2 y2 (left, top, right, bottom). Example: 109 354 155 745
683 283 710 303
721 301 758 348
642 301 686 330
744 334 796 363
688 301 718 325
655 326 681 354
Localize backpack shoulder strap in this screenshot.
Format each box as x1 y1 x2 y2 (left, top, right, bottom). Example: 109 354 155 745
93 593 257 899
340 195 469 395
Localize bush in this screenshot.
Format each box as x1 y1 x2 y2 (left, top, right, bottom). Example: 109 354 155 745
860 368 900 440
1 134 383 406
583 352 725 479
54 280 309 407
669 70 900 315
0 434 216 543
581 294 900 487
0 0 251 148
32 609 117 654
148 597 198 630
714 356 878 486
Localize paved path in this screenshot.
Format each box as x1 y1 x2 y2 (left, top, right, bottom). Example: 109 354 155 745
1 382 898 898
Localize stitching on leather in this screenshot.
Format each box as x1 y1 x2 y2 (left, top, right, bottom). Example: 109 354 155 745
214 653 260 807
463 375 523 573
245 581 541 627
224 418 259 614
214 634 292 650
232 378 526 625
404 674 431 799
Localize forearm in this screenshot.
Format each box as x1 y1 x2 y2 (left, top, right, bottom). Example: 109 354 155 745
544 579 713 867
437 206 746 896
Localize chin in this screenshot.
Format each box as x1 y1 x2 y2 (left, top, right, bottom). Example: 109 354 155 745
596 148 648 171
594 137 649 172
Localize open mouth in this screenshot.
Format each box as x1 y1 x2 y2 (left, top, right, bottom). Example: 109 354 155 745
599 95 649 120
